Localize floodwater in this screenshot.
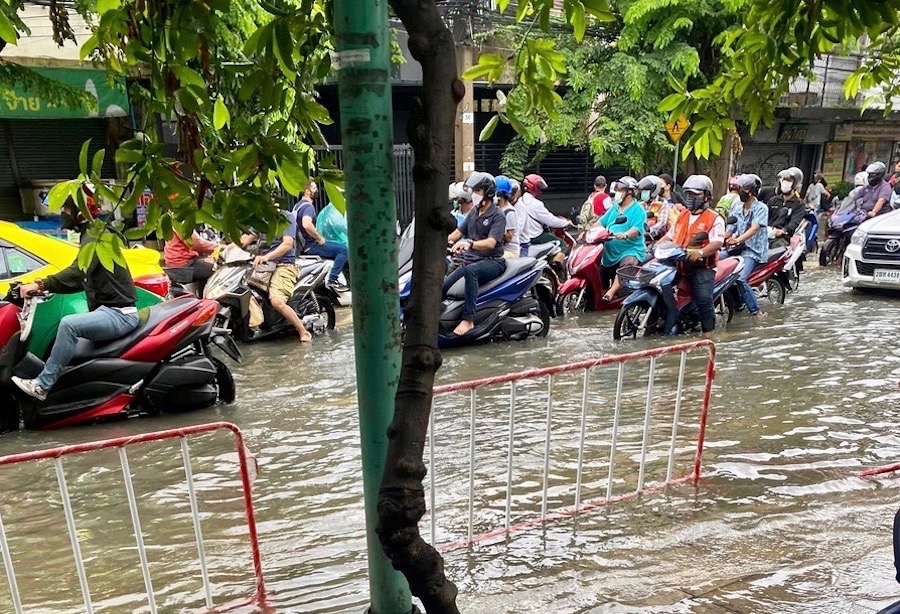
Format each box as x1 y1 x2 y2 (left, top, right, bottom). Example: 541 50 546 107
1 266 900 613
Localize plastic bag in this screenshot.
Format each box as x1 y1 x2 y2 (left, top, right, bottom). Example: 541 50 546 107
317 203 349 248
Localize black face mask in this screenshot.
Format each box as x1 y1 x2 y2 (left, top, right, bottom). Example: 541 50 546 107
868 174 883 187
739 189 752 202
684 195 705 212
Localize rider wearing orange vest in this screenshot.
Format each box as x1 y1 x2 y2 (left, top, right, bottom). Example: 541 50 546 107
660 175 725 338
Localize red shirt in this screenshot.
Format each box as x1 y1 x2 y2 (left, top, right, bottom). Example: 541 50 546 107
164 231 217 267
592 191 610 217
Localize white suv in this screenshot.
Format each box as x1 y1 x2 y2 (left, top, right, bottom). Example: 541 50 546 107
843 208 900 289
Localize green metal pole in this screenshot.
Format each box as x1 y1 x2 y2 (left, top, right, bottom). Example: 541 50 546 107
332 2 412 613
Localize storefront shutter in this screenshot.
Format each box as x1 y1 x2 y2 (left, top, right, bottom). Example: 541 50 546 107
8 118 117 183
0 129 18 220
734 144 797 187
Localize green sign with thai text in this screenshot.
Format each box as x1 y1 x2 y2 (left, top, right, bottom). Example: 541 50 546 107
0 67 129 119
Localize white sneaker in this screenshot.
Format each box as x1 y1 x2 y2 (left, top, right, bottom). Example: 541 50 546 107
11 376 48 401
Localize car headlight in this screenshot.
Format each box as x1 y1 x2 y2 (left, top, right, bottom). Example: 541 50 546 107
850 229 867 247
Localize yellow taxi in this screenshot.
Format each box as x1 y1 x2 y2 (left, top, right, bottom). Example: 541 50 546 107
0 221 165 296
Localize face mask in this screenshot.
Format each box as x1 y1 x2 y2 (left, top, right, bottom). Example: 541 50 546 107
780 180 793 194
472 193 484 207
868 175 882 187
640 190 651 202
684 195 704 212
738 189 752 202
613 192 625 204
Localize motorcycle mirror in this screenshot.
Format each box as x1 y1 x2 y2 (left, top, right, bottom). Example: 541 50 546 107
726 216 738 225
614 215 628 225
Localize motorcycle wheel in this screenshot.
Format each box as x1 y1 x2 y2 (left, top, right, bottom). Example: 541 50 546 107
313 293 337 331
819 238 838 267
213 356 236 404
557 289 586 316
613 302 650 341
537 300 551 337
766 279 786 305
539 269 559 297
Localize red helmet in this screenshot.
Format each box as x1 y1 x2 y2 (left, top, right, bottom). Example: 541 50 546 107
523 174 548 196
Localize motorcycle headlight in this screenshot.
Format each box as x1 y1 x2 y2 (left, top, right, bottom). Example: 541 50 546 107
850 229 867 247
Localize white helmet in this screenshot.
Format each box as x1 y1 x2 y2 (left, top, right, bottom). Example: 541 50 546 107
854 171 868 187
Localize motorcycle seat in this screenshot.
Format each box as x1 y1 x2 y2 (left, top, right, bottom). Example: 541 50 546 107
164 267 195 284
528 243 557 259
71 298 197 362
446 257 539 300
767 247 787 263
714 257 741 283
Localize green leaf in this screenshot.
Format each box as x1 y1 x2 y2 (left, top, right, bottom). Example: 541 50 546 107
116 148 144 164
323 179 346 214
77 241 97 272
92 149 106 176
47 181 75 212
277 154 308 196
0 10 18 45
80 34 99 60
96 239 115 272
658 93 684 113
214 96 231 130
571 1 586 42
171 65 206 89
96 0 120 13
79 140 92 175
480 114 500 141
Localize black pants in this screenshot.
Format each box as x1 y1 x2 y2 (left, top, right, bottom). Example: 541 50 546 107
663 267 716 334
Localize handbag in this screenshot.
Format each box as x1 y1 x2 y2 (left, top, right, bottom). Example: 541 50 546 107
247 262 276 292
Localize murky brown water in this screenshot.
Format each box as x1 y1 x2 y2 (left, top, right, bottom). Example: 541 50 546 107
1 266 899 613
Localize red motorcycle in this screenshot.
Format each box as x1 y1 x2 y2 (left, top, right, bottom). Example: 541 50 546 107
727 219 808 306
556 216 629 314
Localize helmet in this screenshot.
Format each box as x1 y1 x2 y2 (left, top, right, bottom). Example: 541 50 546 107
735 173 762 197
509 178 521 197
728 176 740 191
449 182 460 202
854 171 868 187
776 167 803 193
683 174 713 197
464 171 496 199
637 175 663 200
866 161 887 186
616 176 639 192
523 174 548 196
495 175 513 198
455 181 473 203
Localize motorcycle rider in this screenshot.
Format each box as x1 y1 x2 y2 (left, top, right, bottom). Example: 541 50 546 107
660 174 725 339
639 175 670 240
599 176 647 302
519 174 573 260
860 161 892 218
164 229 218 292
452 182 474 226
445 172 507 337
495 175 521 259
724 174 768 319
294 181 350 292
767 167 806 248
11 229 140 400
242 210 312 342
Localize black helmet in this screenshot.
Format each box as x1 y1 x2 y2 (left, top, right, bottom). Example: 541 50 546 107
637 175 663 200
735 173 762 198
464 171 496 199
866 161 887 186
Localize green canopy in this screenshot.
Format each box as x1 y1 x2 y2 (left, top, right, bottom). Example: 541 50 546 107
0 67 129 119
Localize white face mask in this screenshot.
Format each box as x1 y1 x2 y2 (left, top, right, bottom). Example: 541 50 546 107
472 193 484 207
780 180 793 194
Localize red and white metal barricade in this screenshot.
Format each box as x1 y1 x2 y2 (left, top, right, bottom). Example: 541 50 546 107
426 340 716 552
0 422 265 614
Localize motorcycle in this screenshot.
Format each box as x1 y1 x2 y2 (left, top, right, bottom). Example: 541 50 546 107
613 241 745 341
400 256 553 349
556 215 631 314
820 198 866 267
203 245 337 343
724 218 808 305
0 285 241 432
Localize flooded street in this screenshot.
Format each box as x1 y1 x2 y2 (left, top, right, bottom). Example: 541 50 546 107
2 265 900 613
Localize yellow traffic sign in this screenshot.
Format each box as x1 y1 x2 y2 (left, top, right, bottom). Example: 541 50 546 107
665 114 691 143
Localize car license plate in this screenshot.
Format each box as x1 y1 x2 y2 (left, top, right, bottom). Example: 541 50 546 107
874 269 900 283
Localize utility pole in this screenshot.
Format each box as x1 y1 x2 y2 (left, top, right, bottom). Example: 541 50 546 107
332 1 414 613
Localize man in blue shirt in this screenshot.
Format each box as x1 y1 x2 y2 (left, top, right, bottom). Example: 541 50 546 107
244 210 311 342
294 181 350 291
444 172 507 336
724 173 768 318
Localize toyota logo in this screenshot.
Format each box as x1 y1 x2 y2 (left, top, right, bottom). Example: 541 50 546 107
887 239 900 253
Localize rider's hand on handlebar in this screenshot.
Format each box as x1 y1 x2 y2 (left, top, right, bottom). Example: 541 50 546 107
450 240 471 254
20 282 41 298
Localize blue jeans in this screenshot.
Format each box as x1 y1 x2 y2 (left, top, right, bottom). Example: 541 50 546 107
442 258 506 321
738 256 760 315
37 307 139 390
304 241 349 284
687 268 717 333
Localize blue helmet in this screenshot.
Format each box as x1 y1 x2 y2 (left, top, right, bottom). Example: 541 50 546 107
495 175 513 198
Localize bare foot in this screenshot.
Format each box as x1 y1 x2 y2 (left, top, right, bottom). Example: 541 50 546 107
298 330 312 342
453 320 475 336
751 311 767 319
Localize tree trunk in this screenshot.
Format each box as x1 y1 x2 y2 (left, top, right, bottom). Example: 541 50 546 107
378 1 463 613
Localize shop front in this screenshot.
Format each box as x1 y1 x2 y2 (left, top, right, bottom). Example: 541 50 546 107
823 122 900 184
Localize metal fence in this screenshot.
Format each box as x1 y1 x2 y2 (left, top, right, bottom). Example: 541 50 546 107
313 144 416 227
425 340 717 553
0 422 266 614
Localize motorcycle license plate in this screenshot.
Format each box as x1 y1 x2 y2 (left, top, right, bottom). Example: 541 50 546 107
873 269 900 283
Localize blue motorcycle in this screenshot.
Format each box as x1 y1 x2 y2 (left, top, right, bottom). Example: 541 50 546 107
400 257 553 348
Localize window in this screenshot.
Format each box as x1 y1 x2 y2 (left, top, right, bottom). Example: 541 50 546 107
0 248 44 280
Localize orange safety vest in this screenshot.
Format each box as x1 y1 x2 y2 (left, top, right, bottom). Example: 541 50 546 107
673 208 719 270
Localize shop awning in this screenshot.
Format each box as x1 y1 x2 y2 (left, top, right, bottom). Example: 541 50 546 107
0 67 128 119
